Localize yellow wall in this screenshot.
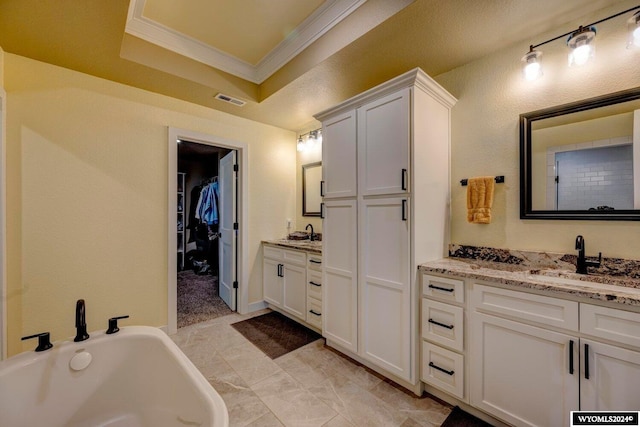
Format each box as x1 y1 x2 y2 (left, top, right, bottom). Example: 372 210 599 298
5 54 296 355
296 129 323 234
435 1 640 259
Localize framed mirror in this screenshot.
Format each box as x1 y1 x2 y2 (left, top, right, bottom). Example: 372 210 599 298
302 161 322 216
520 88 640 220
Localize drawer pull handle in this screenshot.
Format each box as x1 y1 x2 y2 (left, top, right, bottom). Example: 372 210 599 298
569 340 574 375
277 264 284 277
429 362 454 376
428 284 454 293
428 318 454 330
309 259 322 264
309 281 321 287
309 310 321 316
584 343 590 380
401 168 408 191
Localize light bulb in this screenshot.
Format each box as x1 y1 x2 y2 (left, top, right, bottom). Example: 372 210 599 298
521 49 542 81
567 26 596 67
571 44 592 66
297 137 305 152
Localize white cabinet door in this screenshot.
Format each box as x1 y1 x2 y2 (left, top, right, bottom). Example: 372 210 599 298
357 88 410 196
470 312 579 427
323 199 358 353
263 258 283 308
282 263 307 320
359 196 411 381
581 339 640 411
322 110 357 199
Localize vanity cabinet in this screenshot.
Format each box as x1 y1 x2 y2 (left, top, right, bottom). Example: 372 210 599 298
579 304 640 411
316 68 456 386
306 254 323 329
262 245 308 321
466 283 640 427
420 274 466 401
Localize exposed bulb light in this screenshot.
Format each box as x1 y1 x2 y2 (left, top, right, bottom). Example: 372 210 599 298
567 26 596 67
521 48 543 81
296 128 322 152
628 11 640 48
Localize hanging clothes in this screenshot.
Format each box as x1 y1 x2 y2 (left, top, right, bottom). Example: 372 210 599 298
187 184 202 243
196 180 219 226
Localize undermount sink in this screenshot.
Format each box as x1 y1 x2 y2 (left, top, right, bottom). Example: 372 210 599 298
525 273 629 292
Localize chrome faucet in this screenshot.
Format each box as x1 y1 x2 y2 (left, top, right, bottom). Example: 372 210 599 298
574 235 602 275
74 299 90 342
305 224 317 241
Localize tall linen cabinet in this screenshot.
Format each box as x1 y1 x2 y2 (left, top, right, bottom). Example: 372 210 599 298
315 68 456 388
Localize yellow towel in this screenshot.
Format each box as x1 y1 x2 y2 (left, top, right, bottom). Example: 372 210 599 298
467 177 495 224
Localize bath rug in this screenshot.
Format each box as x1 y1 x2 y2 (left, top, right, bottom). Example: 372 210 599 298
440 406 494 427
231 311 322 359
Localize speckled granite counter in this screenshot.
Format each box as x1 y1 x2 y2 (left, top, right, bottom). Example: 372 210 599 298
420 257 640 308
263 239 322 255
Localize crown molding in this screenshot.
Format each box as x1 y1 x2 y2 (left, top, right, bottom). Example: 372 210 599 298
125 0 366 84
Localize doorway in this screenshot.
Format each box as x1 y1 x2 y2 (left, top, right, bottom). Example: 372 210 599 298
177 141 234 328
167 127 248 335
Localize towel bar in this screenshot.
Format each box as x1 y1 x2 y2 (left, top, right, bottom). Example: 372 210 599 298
460 176 504 186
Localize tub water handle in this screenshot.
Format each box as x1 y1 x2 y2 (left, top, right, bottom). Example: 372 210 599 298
21 332 53 352
106 315 130 334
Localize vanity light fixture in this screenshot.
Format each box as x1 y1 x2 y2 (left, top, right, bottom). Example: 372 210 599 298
521 47 543 81
522 4 640 80
296 128 322 152
567 26 596 67
628 11 640 48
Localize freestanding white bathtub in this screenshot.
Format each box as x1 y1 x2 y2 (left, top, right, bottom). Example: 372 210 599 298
0 326 228 427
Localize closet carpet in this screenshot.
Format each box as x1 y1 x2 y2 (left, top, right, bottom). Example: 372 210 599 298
177 270 233 328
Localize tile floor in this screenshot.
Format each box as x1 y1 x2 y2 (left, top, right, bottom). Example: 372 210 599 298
171 309 452 427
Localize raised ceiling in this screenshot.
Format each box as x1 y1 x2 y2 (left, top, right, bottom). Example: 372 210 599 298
0 0 630 131
126 0 367 83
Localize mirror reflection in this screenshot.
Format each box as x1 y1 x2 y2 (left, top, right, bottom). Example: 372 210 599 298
302 162 322 216
521 89 640 220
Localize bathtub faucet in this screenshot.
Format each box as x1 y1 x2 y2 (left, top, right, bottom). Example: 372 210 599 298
74 299 90 342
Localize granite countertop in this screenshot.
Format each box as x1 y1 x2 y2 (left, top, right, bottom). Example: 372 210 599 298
419 257 640 308
263 239 322 254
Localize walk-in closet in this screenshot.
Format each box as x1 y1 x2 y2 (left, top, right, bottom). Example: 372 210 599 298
177 140 234 327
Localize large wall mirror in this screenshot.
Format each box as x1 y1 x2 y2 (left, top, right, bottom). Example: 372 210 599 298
520 88 640 220
302 161 322 216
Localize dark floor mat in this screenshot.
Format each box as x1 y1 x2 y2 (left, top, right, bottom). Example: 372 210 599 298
231 311 322 359
441 406 494 427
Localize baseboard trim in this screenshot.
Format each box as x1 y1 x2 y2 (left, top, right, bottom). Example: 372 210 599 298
247 300 268 313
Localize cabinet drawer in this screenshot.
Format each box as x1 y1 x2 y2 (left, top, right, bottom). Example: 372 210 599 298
581 304 640 348
307 255 322 270
472 284 579 331
421 341 464 400
307 298 322 329
422 274 464 304
307 269 322 301
263 245 307 266
421 299 464 352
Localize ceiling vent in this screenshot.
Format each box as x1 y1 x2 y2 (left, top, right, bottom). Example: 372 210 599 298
214 93 246 107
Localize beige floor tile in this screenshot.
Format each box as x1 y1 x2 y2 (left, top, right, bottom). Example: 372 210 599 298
368 381 451 426
308 375 409 427
252 370 337 427
174 312 451 427
244 411 285 427
322 414 356 427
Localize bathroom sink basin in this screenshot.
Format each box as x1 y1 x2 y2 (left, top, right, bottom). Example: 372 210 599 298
525 273 628 292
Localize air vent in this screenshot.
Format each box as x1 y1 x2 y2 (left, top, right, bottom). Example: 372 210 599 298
214 93 246 107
